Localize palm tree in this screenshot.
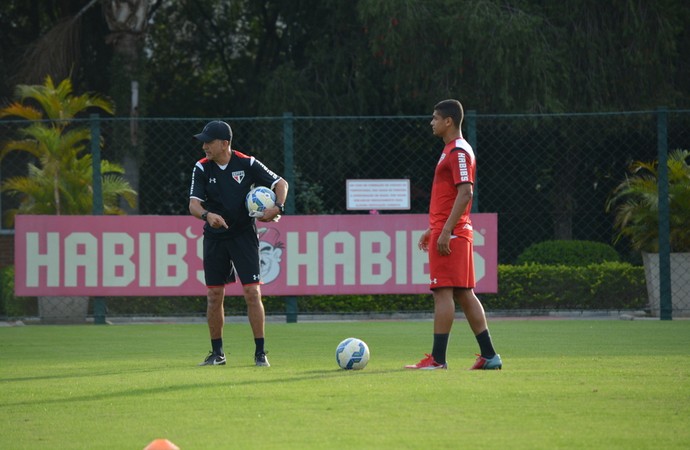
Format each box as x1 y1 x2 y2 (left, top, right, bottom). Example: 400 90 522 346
0 76 137 226
607 149 690 252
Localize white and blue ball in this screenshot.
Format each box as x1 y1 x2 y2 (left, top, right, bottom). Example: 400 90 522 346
246 186 276 216
335 337 370 370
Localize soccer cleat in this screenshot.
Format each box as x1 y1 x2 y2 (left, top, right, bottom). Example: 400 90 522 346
255 352 270 367
469 353 502 370
404 353 447 370
198 351 226 366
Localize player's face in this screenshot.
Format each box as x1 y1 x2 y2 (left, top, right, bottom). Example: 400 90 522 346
430 111 449 137
202 139 227 161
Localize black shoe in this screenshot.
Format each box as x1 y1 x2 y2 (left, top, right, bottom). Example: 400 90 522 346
255 352 270 367
199 351 226 366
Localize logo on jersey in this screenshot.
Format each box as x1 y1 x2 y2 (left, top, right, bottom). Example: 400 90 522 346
209 178 217 183
232 171 245 183
457 152 469 182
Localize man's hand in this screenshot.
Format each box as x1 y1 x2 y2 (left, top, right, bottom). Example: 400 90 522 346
207 212 229 229
436 229 452 255
418 228 431 252
258 206 281 222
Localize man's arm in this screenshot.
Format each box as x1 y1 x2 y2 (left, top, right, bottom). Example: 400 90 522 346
260 178 289 222
189 198 228 229
437 183 473 255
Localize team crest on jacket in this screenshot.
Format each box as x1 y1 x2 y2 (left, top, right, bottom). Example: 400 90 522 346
232 170 245 183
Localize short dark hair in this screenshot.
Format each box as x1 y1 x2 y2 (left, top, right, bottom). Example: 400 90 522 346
434 99 464 129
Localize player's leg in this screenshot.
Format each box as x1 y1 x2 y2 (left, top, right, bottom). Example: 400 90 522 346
431 286 455 365
455 288 502 370
405 231 451 369
242 284 269 366
231 229 270 366
207 286 225 340
199 238 234 366
243 283 265 340
454 288 487 335
198 285 227 366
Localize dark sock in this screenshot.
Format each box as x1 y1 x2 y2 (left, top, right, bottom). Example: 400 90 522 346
475 329 496 358
211 338 223 356
254 338 265 355
431 333 449 364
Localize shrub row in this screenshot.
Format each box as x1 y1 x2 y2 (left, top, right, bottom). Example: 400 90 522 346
515 240 621 266
0 262 647 319
481 262 646 310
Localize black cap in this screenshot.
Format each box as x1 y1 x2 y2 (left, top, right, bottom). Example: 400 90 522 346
194 120 233 142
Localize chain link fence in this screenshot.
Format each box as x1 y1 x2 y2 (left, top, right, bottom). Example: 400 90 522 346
1 110 689 317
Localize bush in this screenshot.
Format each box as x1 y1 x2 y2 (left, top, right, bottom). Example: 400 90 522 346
0 266 37 318
516 240 621 266
0 262 646 318
288 294 432 314
481 262 646 310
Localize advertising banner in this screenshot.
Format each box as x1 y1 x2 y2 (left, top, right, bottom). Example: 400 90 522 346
14 214 497 296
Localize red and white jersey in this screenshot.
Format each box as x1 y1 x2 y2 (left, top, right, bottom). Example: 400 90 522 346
428 137 476 233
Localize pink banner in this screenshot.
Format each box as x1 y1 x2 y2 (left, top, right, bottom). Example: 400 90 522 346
14 214 497 296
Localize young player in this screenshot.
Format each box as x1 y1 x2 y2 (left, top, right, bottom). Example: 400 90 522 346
405 100 502 370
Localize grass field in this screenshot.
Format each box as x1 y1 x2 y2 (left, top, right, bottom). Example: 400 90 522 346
1 318 689 449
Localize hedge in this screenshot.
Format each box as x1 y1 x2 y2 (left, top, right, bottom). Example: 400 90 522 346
0 262 647 319
515 240 621 266
0 266 37 317
481 262 646 310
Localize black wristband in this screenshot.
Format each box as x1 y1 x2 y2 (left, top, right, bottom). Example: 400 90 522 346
201 211 208 221
275 203 285 214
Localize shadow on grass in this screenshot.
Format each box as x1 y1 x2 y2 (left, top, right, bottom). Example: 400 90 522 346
0 366 403 408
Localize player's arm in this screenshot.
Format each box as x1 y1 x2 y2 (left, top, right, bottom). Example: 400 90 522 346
189 198 228 229
259 178 289 222
437 183 473 255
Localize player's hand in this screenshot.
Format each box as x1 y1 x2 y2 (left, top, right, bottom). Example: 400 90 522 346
436 230 451 256
258 206 281 222
207 212 229 229
418 228 430 252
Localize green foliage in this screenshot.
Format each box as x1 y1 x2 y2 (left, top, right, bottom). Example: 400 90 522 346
482 263 646 311
0 76 136 226
358 0 562 113
607 149 690 252
3 1 690 115
516 240 620 266
0 265 11 316
293 166 327 214
1 261 645 317
0 265 37 318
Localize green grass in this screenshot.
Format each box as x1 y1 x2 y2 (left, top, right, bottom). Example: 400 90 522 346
1 319 689 449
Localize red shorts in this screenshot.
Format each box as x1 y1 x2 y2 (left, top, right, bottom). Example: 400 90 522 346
428 228 475 290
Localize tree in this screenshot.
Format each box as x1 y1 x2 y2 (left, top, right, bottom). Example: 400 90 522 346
0 76 136 226
607 149 690 252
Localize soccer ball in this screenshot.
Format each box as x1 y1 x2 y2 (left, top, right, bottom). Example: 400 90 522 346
246 186 276 217
335 337 370 370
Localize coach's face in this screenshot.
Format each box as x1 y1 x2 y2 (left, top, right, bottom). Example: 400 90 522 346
202 139 228 161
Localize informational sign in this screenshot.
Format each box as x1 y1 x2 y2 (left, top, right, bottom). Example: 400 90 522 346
14 213 498 296
346 179 411 210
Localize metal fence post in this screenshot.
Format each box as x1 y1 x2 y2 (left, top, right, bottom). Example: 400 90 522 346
657 107 672 320
283 112 298 323
91 114 107 324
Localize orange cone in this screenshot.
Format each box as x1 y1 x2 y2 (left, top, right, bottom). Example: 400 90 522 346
144 438 180 450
